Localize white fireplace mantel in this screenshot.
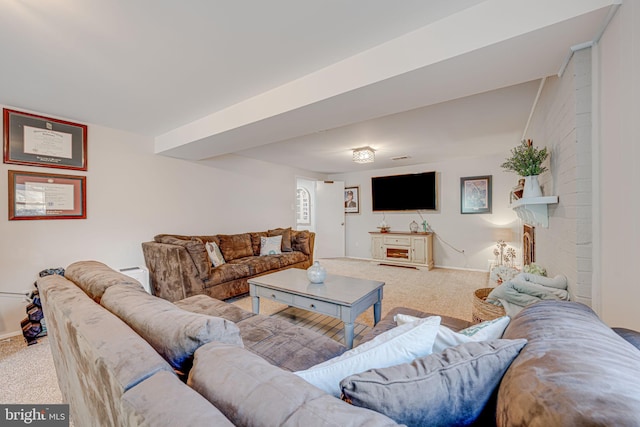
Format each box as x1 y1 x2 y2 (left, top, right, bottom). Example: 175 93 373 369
511 196 559 228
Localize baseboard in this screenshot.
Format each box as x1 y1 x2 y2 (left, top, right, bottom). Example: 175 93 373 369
332 256 489 273
0 330 23 341
377 263 418 270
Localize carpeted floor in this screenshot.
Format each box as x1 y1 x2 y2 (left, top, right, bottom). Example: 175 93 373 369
231 258 489 326
0 257 488 409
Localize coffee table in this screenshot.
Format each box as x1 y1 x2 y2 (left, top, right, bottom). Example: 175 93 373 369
248 268 384 349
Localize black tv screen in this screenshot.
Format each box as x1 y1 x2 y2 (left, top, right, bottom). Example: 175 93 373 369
371 171 437 211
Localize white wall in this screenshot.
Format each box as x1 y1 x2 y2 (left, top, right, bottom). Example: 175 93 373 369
523 49 593 307
330 154 519 271
596 1 640 330
0 106 322 338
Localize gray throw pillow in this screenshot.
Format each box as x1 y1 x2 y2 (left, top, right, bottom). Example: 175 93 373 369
101 284 243 372
340 339 527 427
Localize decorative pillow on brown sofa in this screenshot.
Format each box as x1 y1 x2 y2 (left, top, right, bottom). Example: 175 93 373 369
268 227 292 252
217 234 254 261
291 230 311 255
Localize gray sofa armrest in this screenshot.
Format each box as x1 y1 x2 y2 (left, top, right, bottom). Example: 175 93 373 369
142 241 204 302
188 342 399 426
613 327 640 351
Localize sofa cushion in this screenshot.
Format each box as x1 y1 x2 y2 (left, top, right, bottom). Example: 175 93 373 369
498 301 640 426
341 339 527 427
291 229 311 255
122 371 234 427
236 314 347 372
361 306 473 344
101 284 243 372
64 260 146 302
217 233 253 261
227 255 282 276
260 235 282 255
175 294 256 324
395 313 511 353
268 227 293 252
249 232 268 256
185 238 211 280
273 252 309 268
205 262 253 287
188 343 399 427
295 316 441 397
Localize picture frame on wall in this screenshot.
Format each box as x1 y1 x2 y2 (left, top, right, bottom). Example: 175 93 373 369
460 175 492 214
3 108 88 171
8 170 87 220
344 186 360 214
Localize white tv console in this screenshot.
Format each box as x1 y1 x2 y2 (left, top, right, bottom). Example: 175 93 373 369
369 231 434 270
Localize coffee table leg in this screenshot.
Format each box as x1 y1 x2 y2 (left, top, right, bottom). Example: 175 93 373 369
344 322 355 349
252 296 260 314
373 300 381 325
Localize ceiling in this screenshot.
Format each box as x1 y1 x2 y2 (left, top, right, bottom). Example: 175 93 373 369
0 0 619 174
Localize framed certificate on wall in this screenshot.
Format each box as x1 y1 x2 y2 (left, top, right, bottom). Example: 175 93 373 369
3 108 88 171
8 170 87 220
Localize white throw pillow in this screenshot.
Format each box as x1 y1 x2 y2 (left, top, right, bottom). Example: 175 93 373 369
260 235 282 256
395 313 511 353
205 241 226 267
294 316 441 397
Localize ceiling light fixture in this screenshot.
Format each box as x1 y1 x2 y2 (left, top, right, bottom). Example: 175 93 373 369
352 146 375 164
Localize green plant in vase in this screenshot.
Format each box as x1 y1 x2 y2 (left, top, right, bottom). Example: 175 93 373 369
501 139 549 198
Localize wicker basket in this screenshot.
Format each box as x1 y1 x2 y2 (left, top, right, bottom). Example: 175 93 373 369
472 288 506 324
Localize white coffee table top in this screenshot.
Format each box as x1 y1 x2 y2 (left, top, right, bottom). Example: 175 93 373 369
248 268 384 306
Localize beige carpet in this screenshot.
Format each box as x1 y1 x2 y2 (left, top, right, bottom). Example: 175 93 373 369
232 257 489 326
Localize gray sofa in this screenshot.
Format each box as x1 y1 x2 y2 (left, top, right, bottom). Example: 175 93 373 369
141 228 314 302
38 260 397 427
39 260 640 426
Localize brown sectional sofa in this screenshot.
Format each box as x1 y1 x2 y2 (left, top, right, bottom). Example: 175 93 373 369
141 228 314 302
39 260 640 426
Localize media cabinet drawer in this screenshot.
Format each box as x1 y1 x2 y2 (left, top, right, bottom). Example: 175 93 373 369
293 295 340 317
255 287 293 304
383 236 411 246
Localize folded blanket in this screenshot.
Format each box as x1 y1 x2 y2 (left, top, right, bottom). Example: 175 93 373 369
486 273 569 317
513 272 568 290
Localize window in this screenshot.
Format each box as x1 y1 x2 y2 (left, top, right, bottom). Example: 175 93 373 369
296 187 311 225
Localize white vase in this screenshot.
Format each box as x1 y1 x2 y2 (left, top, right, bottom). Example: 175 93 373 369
306 261 327 284
522 175 543 198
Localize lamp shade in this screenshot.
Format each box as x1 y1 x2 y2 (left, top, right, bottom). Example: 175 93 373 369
353 146 375 163
493 228 513 242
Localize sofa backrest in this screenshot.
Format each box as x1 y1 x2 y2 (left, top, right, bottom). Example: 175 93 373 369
38 274 175 426
64 260 145 302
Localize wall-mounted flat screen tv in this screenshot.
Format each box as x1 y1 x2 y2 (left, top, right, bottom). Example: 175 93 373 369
371 171 437 211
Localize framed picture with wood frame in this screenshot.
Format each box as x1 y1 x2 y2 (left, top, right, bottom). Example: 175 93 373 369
3 108 88 171
8 170 87 220
460 175 492 214
344 186 360 214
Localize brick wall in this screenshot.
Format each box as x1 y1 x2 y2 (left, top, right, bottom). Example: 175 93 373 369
524 48 592 306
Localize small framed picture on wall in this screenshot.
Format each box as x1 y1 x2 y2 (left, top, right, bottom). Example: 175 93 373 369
460 175 492 214
344 186 360 214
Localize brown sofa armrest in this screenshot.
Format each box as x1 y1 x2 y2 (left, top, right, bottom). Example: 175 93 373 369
308 232 315 265
142 241 205 302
